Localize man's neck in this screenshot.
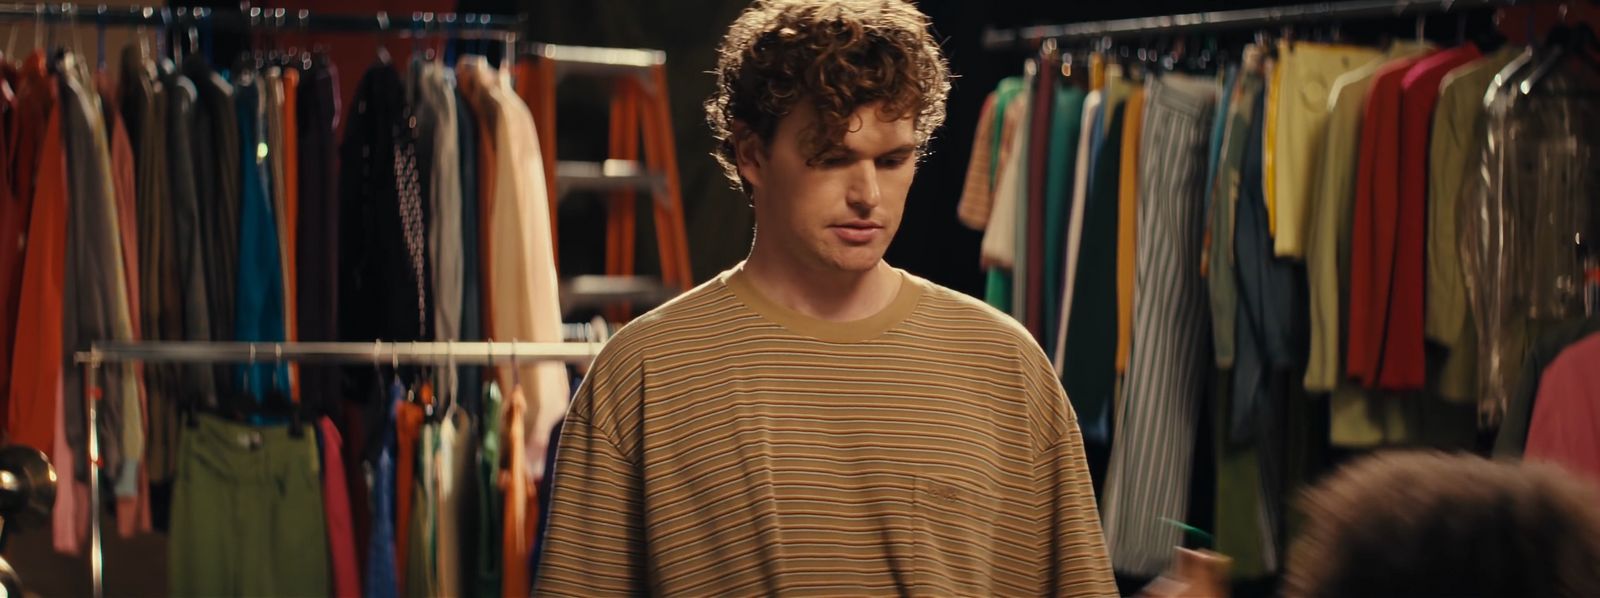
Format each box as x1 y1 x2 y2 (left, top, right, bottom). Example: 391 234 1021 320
739 252 901 323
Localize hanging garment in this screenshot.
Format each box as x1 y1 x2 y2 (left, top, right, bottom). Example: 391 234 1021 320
8 67 63 482
1262 51 1283 237
61 53 136 498
458 60 498 346
185 57 240 392
1062 100 1127 445
977 77 1026 312
365 380 402 598
280 67 302 403
472 59 569 480
1370 44 1486 392
1052 88 1102 375
982 83 1029 311
262 68 300 402
318 417 361 598
1233 77 1310 445
1495 317 1600 458
233 74 290 399
1209 50 1266 373
535 267 1114 596
981 76 1032 273
0 53 49 433
1041 85 1086 359
1347 52 1434 388
1269 42 1383 257
1100 73 1217 577
297 57 340 415
1427 48 1521 402
1524 332 1600 486
1463 45 1600 421
406 421 439 598
437 407 473 597
169 415 330 597
503 384 532 598
1022 55 1059 342
419 62 463 348
1113 84 1146 376
1304 43 1432 392
99 72 152 536
1198 63 1237 288
956 91 1001 230
1202 65 1237 234
395 400 425 594
475 382 504 598
338 60 432 380
160 65 218 417
456 86 484 416
125 48 184 484
1210 375 1277 580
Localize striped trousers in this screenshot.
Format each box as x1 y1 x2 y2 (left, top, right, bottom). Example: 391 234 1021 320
1100 73 1219 577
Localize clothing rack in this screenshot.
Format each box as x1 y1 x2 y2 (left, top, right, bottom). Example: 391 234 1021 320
0 3 522 41
72 341 602 598
981 0 1503 49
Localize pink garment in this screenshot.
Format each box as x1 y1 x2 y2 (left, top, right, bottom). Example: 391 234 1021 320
52 375 87 554
1526 332 1600 488
105 100 152 538
319 417 361 597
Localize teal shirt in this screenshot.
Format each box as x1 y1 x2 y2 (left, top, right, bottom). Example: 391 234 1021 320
985 77 1026 312
1043 85 1086 358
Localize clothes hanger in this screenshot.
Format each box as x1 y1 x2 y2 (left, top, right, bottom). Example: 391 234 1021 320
375 11 393 66
1517 4 1597 96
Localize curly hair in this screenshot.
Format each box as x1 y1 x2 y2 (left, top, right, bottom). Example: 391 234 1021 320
705 0 951 193
1285 451 1600 597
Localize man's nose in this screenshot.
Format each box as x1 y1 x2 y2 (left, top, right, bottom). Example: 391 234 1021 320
845 160 881 211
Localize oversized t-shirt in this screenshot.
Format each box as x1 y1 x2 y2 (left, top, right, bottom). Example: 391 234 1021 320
535 265 1115 597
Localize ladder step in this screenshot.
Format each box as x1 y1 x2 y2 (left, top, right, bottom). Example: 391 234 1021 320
527 43 666 75
560 275 681 315
556 160 667 198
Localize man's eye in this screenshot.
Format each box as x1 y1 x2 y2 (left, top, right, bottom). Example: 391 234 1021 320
878 157 909 169
821 156 852 168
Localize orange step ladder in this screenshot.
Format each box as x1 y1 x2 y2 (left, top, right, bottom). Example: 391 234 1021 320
516 44 692 321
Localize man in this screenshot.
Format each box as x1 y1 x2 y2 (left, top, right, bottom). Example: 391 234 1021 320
1285 452 1600 598
534 1 1115 595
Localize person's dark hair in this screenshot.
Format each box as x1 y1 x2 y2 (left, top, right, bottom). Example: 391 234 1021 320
1286 451 1600 597
705 0 951 193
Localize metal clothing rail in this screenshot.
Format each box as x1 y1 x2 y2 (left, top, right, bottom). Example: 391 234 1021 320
74 339 605 366
72 340 600 598
982 0 1503 48
0 2 523 41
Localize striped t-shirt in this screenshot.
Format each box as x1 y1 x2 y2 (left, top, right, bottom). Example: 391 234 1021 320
535 265 1115 596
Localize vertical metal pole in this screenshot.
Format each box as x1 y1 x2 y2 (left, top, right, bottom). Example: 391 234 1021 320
83 357 103 598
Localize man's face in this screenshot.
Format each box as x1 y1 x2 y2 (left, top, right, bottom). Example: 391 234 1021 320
737 101 918 275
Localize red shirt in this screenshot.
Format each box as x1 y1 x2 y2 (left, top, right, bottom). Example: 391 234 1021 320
1373 45 1483 389
1347 54 1429 387
1526 332 1600 487
318 417 362 598
0 54 51 432
7 92 66 454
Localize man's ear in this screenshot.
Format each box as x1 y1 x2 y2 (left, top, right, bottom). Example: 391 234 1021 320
732 122 766 192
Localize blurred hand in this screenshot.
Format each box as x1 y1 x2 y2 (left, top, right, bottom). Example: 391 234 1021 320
1138 548 1232 598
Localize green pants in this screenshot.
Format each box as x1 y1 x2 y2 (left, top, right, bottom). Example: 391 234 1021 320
169 415 329 597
